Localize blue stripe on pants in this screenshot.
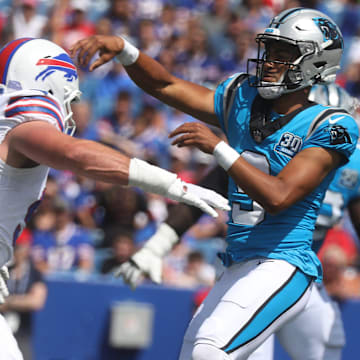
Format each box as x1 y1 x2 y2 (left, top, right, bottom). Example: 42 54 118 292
223 269 312 354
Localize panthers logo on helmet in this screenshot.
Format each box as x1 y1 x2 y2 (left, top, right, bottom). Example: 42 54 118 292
313 17 343 48
35 53 78 82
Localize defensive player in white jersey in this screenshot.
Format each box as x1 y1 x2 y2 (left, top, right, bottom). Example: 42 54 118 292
0 38 230 359
71 8 359 360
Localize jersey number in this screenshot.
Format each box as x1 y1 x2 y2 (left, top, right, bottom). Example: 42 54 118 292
232 151 269 226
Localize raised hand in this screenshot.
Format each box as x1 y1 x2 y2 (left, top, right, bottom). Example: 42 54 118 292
69 35 125 71
114 223 179 289
169 122 222 154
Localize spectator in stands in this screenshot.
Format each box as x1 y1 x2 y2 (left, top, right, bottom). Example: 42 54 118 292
96 91 136 152
96 185 150 247
180 26 220 85
31 198 94 274
3 0 47 44
72 100 99 141
238 0 274 33
100 229 135 274
163 250 216 289
103 0 134 37
131 104 168 163
51 0 95 52
321 243 360 303
155 4 181 44
137 19 162 59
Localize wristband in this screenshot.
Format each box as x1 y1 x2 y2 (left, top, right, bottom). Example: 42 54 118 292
213 141 240 171
144 223 179 257
115 38 140 66
128 158 177 195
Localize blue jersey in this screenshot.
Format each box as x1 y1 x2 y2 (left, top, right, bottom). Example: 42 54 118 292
313 144 360 252
32 224 94 272
214 74 359 281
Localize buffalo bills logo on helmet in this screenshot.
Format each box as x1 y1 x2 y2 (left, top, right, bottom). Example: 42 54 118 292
35 53 78 82
313 17 343 49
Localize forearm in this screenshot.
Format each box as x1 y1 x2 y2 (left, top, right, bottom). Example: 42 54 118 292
63 139 130 185
211 140 340 214
166 165 228 235
166 203 202 236
125 53 218 125
228 158 289 214
5 283 47 311
125 52 174 98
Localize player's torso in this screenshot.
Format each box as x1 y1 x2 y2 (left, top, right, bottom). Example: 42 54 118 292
0 89 63 250
225 84 335 244
214 75 358 279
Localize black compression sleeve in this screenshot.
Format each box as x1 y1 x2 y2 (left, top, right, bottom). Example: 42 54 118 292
166 165 228 236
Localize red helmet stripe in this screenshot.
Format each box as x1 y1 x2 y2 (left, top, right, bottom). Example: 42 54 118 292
0 38 34 84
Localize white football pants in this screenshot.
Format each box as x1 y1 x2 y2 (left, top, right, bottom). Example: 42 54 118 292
245 282 345 360
179 258 313 360
0 314 23 360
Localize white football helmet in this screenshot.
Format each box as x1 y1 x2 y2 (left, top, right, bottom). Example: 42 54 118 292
248 8 344 99
0 38 81 135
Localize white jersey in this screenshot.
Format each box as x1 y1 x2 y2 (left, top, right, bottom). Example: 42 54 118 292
0 88 65 266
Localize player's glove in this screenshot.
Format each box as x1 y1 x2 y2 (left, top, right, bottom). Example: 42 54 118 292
114 223 179 289
0 266 9 304
128 158 230 218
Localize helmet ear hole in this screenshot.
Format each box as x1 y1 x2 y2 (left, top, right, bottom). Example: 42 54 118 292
314 62 326 68
48 89 54 95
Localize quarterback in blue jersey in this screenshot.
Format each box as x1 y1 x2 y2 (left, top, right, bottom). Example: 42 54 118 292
72 7 359 360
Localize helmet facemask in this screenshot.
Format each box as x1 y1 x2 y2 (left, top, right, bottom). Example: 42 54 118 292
248 35 316 99
63 86 82 136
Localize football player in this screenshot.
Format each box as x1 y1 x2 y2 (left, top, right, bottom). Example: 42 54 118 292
0 38 230 359
71 8 358 360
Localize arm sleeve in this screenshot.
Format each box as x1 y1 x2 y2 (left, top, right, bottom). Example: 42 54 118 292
303 114 359 165
1 94 65 140
166 165 228 236
214 73 247 135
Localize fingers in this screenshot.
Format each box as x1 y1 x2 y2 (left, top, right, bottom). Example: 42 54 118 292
89 54 112 72
70 37 107 70
83 41 113 69
69 38 93 67
171 134 196 147
113 262 143 290
182 193 219 218
169 122 197 139
206 193 231 211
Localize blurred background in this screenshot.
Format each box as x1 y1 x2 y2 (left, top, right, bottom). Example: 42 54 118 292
1 0 360 359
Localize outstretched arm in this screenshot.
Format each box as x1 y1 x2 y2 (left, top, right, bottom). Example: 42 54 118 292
69 35 218 126
3 121 229 218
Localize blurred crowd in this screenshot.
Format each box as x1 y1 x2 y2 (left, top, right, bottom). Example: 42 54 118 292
2 0 360 355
